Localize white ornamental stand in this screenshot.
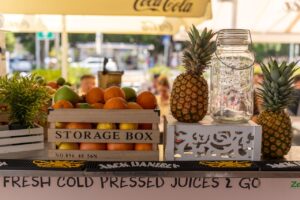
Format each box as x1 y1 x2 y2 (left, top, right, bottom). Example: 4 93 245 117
165 115 262 161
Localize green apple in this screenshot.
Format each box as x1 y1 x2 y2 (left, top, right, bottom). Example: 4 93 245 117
76 103 91 109
54 85 80 104
122 87 137 102
56 77 66 86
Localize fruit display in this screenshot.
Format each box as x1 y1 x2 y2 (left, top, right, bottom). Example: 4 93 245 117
170 26 215 123
49 85 159 159
46 77 71 90
257 60 298 158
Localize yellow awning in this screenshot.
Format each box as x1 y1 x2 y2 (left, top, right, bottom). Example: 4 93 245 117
0 14 209 35
0 0 211 18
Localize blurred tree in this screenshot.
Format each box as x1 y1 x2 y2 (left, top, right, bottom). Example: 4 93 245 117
5 32 16 53
103 34 164 53
68 33 164 53
68 34 95 47
253 43 289 62
14 33 36 55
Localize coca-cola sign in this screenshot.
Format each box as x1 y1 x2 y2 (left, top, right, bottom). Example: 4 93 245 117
134 0 193 13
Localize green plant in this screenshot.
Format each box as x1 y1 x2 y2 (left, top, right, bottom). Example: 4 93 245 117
0 73 51 128
32 66 91 86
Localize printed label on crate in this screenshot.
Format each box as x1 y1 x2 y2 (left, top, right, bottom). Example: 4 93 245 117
97 161 180 170
49 150 159 161
0 176 300 200
49 129 159 143
259 161 300 171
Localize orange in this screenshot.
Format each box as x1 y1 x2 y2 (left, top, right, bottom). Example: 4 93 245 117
104 86 125 102
86 87 104 104
104 97 128 109
137 91 157 109
139 123 152 130
47 81 59 90
80 143 107 150
91 103 104 109
52 100 74 109
107 143 134 151
66 122 92 129
135 144 152 151
128 102 143 109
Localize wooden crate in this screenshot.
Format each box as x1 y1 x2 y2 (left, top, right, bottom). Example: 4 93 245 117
48 109 160 161
164 115 262 161
0 113 44 154
0 113 9 131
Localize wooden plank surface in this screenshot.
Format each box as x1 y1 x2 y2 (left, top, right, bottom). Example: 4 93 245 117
48 109 160 123
0 127 43 138
0 113 9 123
48 128 160 143
0 135 43 146
0 142 44 154
48 150 159 161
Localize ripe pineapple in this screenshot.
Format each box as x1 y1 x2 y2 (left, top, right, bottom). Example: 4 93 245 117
257 59 298 158
170 26 215 122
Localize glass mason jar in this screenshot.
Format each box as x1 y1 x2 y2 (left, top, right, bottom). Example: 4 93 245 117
210 29 255 123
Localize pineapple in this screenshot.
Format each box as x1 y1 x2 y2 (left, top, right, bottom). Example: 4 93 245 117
170 26 215 123
257 59 298 158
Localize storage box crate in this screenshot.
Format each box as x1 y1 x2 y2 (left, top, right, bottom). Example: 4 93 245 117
164 116 262 161
0 113 44 154
48 109 160 161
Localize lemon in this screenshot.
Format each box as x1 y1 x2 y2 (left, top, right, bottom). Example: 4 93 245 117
119 123 138 130
97 123 116 130
58 143 79 150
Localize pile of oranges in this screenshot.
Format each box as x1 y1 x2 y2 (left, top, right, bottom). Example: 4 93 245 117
52 86 157 151
53 86 157 110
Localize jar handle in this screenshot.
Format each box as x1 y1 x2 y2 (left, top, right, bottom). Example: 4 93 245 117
214 29 255 70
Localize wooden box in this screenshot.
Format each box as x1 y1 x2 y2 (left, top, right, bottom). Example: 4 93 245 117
0 113 44 154
48 109 160 161
164 116 262 161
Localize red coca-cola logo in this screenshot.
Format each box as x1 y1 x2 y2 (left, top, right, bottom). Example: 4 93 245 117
134 0 193 13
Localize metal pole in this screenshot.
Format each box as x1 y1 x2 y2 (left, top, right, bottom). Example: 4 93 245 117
289 43 294 62
35 33 41 69
44 38 49 69
95 32 103 55
0 31 6 75
231 0 238 28
54 33 60 69
61 15 68 79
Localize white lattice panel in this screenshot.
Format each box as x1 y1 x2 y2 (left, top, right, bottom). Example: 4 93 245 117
165 116 262 161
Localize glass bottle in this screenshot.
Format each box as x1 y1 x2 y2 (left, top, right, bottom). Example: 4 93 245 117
210 29 255 123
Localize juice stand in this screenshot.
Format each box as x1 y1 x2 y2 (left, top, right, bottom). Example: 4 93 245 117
0 1 299 200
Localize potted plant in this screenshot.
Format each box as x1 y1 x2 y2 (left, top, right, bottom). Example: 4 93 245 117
0 73 51 130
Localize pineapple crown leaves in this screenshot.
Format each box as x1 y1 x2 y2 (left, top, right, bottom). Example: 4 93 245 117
182 25 216 75
258 59 299 112
0 73 51 128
